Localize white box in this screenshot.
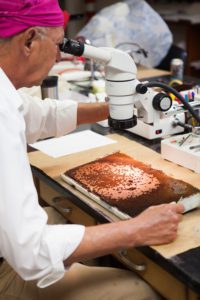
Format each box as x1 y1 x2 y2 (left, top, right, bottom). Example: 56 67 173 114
161 133 200 174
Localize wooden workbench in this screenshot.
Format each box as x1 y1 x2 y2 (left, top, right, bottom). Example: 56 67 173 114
137 66 170 80
29 130 200 300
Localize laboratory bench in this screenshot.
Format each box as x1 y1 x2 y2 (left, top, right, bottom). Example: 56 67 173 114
28 69 200 300
29 126 200 300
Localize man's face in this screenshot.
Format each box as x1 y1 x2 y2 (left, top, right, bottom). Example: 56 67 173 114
24 26 64 87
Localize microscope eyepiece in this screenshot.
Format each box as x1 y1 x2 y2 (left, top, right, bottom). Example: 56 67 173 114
59 38 84 57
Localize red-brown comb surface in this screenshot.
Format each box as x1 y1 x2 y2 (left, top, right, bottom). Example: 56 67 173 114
65 152 198 216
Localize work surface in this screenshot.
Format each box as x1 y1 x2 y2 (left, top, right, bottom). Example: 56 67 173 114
29 131 200 295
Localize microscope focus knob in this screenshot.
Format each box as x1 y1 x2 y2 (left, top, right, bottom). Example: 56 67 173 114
152 93 172 111
136 84 148 94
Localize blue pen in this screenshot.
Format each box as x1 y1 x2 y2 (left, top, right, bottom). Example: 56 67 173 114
191 91 195 101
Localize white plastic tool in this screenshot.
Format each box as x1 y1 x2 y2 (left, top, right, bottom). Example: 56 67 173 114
178 193 200 213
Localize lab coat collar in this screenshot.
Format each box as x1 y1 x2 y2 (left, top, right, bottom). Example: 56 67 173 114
0 68 23 110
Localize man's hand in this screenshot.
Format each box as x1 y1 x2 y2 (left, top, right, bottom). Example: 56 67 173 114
127 203 184 247
65 202 184 265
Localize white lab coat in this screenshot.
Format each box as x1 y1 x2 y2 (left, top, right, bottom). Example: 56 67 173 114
0 68 85 288
19 90 78 144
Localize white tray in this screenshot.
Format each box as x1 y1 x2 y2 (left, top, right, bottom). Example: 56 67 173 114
161 133 200 173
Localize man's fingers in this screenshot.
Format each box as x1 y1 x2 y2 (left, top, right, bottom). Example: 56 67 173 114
170 202 185 214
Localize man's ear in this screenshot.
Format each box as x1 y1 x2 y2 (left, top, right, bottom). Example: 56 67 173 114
22 28 38 56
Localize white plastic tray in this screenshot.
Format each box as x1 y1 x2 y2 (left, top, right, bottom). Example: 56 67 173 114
161 133 200 173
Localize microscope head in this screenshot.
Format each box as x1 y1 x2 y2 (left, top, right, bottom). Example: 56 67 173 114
59 38 141 129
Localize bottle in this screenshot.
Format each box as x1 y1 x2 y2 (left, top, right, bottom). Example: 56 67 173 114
170 58 184 81
41 76 59 100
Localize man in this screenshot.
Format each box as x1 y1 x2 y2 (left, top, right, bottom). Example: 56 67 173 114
0 1 184 299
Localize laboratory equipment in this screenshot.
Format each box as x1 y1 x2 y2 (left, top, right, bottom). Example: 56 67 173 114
59 38 200 139
41 75 59 100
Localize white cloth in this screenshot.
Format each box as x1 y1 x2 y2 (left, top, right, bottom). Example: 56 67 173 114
78 0 173 67
0 68 85 288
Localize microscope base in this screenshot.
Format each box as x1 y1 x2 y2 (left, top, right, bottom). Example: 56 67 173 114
127 116 185 140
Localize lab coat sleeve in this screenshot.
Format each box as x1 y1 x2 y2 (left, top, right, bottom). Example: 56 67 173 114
0 105 85 287
19 91 78 144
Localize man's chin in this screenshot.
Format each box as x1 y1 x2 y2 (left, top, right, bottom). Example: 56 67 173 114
25 79 44 88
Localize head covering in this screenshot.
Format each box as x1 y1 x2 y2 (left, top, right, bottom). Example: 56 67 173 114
0 0 64 38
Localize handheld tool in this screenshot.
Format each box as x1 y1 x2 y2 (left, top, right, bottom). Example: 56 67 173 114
178 193 200 213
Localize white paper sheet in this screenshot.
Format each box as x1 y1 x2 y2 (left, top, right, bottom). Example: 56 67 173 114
29 130 117 158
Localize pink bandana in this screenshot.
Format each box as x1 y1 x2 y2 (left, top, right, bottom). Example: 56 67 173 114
0 0 64 38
